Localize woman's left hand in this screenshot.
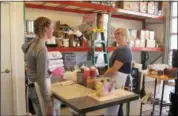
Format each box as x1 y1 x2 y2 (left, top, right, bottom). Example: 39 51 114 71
45 101 53 116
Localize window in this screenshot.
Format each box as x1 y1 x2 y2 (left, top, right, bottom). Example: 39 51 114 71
169 2 178 66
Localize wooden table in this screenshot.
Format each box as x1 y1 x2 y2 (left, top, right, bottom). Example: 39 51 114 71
140 74 175 116
145 74 175 81
52 83 139 116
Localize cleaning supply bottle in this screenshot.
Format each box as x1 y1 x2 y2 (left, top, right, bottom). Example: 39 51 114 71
96 81 104 97
103 79 110 95
83 67 90 86
90 66 96 77
86 76 96 90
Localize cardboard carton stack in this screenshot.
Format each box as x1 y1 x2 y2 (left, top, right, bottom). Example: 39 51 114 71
128 29 156 48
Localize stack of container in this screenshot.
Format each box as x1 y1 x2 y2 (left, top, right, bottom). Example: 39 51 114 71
48 51 64 80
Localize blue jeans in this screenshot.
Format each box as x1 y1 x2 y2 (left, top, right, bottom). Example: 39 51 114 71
28 86 61 116
28 86 42 116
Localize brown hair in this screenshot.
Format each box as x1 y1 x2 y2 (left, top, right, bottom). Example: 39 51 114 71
34 17 52 38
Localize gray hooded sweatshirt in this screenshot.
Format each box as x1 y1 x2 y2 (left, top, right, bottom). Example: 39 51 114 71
22 38 50 102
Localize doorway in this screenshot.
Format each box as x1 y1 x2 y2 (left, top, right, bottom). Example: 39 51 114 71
1 2 14 115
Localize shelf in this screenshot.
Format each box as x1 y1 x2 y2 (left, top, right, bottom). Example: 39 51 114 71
25 2 165 21
131 47 163 52
25 1 115 14
141 101 171 107
113 9 165 21
49 1 116 12
48 47 163 52
107 47 163 52
48 47 101 52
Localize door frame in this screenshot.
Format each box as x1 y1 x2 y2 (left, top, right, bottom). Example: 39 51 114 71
1 2 26 115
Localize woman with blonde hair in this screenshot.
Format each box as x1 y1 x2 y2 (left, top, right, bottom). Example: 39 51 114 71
103 28 132 116
22 17 54 115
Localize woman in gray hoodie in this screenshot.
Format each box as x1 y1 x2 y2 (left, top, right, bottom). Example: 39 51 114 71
22 17 54 115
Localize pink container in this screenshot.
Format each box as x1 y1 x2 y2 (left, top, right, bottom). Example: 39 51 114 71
51 67 64 78
90 66 96 77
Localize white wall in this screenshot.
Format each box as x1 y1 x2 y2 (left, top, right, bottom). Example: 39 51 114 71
26 8 83 28
26 8 143 63
111 17 142 30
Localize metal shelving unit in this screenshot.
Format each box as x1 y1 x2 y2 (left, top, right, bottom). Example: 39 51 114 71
25 1 165 54
25 1 165 22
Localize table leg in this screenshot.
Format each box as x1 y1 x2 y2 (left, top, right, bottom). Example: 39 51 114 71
72 111 86 116
160 81 165 116
151 78 157 115
126 102 130 116
79 113 86 116
140 75 146 116
140 103 143 116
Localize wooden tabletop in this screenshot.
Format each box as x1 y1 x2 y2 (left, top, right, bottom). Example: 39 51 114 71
52 83 139 114
52 83 95 100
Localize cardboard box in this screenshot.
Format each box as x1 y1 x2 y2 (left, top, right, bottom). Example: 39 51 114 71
147 2 155 14
135 39 141 47
146 39 156 48
154 2 159 15
129 29 138 39
137 30 145 39
129 40 135 48
140 39 146 48
145 30 150 39
140 2 147 13
149 31 155 40
119 2 130 10
130 2 139 12
115 1 120 8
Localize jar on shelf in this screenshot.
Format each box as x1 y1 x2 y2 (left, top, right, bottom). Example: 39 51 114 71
97 13 104 29
69 34 74 47
63 33 69 47
56 39 63 47
55 20 61 30
63 39 69 47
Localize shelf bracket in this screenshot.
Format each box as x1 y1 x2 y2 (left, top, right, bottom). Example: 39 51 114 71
150 53 163 64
